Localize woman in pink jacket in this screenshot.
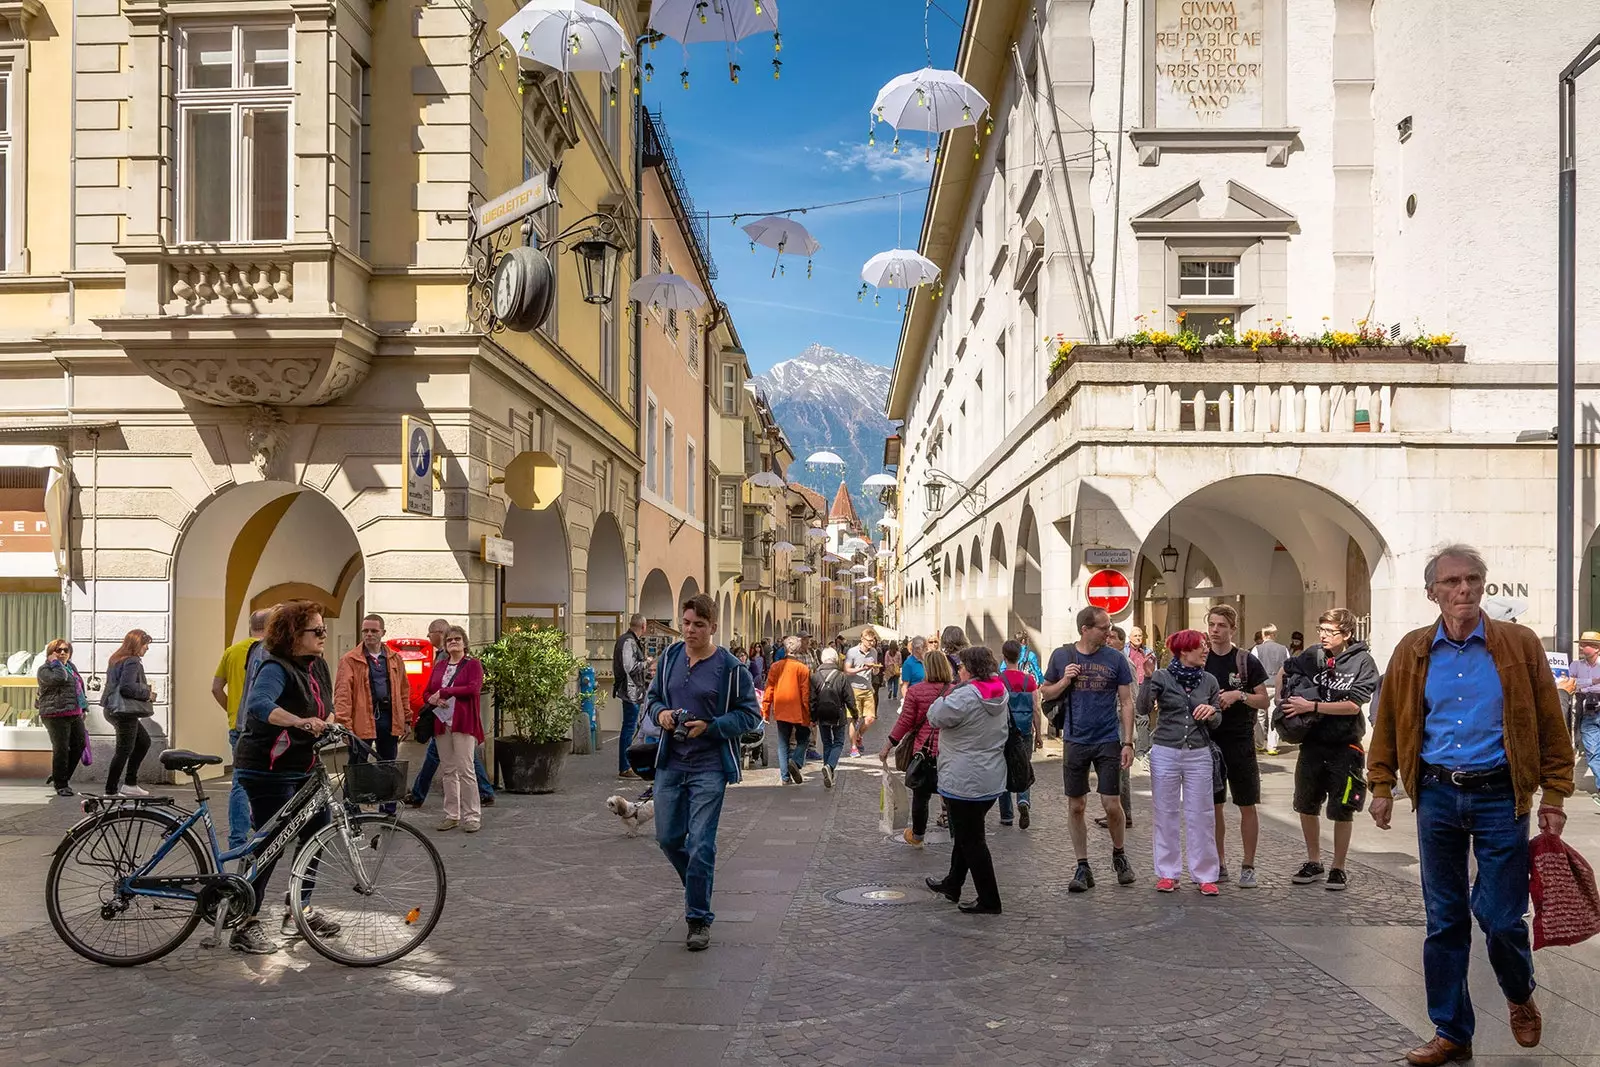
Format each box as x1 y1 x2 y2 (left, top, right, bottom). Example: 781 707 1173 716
421 625 485 832
880 649 955 846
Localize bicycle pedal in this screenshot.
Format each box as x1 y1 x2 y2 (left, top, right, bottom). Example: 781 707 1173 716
199 933 222 948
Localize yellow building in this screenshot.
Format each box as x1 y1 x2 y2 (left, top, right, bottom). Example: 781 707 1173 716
0 0 651 774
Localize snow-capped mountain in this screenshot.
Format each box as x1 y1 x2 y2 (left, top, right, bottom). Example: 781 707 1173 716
756 344 896 529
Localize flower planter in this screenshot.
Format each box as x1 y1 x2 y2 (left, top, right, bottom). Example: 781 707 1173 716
1045 343 1467 389
494 736 570 794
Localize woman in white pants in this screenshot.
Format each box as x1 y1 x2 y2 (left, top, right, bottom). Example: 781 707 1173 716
1143 629 1223 895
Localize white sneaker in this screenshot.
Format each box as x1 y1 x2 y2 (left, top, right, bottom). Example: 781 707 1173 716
117 784 151 797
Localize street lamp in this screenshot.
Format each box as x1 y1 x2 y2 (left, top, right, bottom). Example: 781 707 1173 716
573 234 621 304
924 474 948 513
760 530 776 565
1159 515 1179 576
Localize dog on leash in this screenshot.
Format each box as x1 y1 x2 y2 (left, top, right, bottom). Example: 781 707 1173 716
605 791 655 836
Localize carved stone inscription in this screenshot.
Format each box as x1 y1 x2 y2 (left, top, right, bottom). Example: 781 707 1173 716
1153 0 1264 127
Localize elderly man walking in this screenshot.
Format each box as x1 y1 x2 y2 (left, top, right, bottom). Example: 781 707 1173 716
761 636 813 784
1370 544 1574 1065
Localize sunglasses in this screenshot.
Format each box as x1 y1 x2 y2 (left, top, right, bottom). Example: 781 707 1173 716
302 627 328 638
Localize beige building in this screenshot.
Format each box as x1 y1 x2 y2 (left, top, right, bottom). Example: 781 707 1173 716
0 0 654 775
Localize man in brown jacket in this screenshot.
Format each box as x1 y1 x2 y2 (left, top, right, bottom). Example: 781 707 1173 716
1369 544 1574 1065
334 613 414 814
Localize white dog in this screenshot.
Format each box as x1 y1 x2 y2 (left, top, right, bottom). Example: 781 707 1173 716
605 793 655 836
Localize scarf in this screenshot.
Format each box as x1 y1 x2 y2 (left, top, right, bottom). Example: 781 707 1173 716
1168 662 1206 689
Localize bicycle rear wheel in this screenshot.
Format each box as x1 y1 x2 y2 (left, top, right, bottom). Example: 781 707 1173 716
287 814 445 966
46 809 210 966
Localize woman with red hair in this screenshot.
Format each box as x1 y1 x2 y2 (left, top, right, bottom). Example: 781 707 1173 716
1143 628 1224 895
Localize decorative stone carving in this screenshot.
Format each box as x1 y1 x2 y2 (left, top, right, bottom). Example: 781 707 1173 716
139 350 371 406
245 406 289 481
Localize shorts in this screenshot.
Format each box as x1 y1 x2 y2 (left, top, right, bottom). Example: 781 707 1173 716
1293 742 1365 822
852 686 878 722
1211 733 1261 807
1064 741 1123 798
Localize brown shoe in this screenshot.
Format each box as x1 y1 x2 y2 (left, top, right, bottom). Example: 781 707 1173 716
1508 996 1542 1048
1405 1035 1472 1065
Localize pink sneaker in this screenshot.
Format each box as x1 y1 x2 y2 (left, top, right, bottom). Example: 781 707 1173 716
1155 878 1178 893
1199 882 1220 896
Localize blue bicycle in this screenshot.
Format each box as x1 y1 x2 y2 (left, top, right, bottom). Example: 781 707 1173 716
45 723 446 967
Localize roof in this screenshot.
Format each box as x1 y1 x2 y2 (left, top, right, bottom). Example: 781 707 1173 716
828 482 860 524
789 483 827 515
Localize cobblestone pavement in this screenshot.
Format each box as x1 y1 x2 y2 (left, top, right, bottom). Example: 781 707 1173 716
3 734 1600 1067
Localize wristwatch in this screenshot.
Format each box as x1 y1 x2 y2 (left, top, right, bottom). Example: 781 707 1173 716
1120 741 1134 749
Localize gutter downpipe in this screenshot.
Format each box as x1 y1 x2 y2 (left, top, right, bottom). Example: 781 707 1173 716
702 302 726 606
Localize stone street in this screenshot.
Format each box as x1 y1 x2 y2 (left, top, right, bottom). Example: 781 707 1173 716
2 727 1600 1067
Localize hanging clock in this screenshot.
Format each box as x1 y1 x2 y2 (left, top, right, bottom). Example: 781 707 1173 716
491 246 556 333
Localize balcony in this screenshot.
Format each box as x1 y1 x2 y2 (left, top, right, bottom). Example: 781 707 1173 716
741 557 768 590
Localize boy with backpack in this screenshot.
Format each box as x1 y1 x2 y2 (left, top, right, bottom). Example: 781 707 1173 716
998 641 1044 828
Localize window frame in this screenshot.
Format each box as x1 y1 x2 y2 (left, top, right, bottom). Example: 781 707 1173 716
721 362 738 415
663 414 676 505
353 56 372 260
0 63 12 272
644 395 658 493
718 480 738 538
685 438 697 518
1178 258 1238 298
173 22 296 246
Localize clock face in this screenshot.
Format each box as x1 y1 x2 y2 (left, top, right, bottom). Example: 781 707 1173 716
493 256 521 320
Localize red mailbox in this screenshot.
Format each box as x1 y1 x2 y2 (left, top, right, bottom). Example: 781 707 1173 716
386 637 435 714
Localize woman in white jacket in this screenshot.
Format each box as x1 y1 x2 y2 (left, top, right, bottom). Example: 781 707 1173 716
923 645 1010 914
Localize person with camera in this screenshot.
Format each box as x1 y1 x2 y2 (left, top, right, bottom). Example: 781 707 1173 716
644 594 762 952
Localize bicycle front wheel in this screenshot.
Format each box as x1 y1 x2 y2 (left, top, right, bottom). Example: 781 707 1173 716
287 814 446 966
46 809 210 966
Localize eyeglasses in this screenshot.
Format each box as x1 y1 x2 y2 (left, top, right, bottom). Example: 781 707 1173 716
302 627 328 638
1316 626 1345 636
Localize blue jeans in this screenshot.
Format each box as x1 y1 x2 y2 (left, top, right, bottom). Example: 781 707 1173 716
817 721 847 769
1416 777 1535 1045
1579 713 1600 779
775 722 809 773
227 729 253 850
411 738 494 801
237 772 327 915
619 701 641 773
653 767 728 924
348 707 399 815
998 724 1033 821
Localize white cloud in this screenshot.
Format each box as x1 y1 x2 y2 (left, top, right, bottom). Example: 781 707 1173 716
817 141 935 182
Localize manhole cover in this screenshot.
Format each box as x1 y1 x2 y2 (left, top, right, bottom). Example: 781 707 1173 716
825 883 923 908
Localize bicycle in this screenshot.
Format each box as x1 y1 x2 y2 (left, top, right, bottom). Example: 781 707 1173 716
45 723 446 967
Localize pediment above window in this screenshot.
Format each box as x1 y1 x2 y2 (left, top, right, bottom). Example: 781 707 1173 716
1130 180 1297 238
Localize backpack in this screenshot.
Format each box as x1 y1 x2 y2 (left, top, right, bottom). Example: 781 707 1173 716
1001 670 1036 732
812 668 851 724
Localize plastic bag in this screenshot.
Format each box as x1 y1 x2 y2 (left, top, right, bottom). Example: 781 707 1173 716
1531 831 1600 950
878 760 909 834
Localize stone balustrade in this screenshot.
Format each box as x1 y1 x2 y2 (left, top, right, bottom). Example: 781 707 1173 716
1130 381 1394 433
168 260 296 310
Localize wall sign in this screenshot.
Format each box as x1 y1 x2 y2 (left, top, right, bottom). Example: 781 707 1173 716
1153 0 1265 127
1085 548 1135 568
475 170 556 240
401 416 435 516
481 534 514 567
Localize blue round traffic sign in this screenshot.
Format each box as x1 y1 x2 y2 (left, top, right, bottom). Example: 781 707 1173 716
410 427 431 477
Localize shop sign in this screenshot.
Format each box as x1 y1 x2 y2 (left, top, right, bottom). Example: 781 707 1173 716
475 171 556 240
481 534 515 567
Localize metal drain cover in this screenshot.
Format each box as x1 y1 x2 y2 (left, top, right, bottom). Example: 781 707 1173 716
826 883 922 907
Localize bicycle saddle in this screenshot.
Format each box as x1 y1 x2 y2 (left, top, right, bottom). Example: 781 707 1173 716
159 749 223 772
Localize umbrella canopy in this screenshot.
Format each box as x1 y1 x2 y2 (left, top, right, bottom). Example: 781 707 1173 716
861 249 941 290
849 564 869 574
745 470 785 489
805 449 845 466
822 552 845 563
805 527 828 541
854 576 874 584
649 0 779 46
501 0 631 74
629 272 706 310
863 473 896 487
842 536 870 552
872 67 989 134
876 516 894 528
839 623 901 642
772 540 797 553
792 563 814 574
741 215 820 257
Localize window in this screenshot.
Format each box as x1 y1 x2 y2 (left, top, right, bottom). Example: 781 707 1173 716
665 261 677 335
1178 259 1237 297
742 510 758 555
663 417 676 504
686 440 697 517
353 59 372 259
600 297 617 395
0 70 9 268
721 362 738 414
601 68 621 158
176 25 293 243
645 398 658 492
686 311 699 373
649 227 661 275
719 481 737 537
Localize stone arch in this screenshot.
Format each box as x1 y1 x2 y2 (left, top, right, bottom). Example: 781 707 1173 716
988 524 1008 600
174 481 364 759
954 545 966 603
639 568 675 623
1012 502 1043 638
678 576 700 611
503 503 571 627
587 512 627 615
968 535 983 599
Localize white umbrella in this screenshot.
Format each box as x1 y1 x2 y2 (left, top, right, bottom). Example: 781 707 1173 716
863 473 896 488
629 272 706 310
862 249 941 290
772 540 797 553
822 552 845 563
855 576 874 584
501 0 631 74
877 545 893 557
849 564 868 574
792 563 814 574
745 470 785 489
842 536 870 552
872 67 989 135
805 527 828 541
805 449 845 467
876 516 894 528
741 214 819 278
649 0 779 46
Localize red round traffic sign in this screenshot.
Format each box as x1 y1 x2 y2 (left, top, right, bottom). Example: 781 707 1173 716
1085 568 1132 615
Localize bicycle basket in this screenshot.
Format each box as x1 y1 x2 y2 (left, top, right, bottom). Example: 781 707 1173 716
343 760 409 805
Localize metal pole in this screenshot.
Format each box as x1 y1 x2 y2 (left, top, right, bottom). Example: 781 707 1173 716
1559 74 1576 657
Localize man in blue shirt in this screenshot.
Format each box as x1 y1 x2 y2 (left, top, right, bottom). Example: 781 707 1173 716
900 636 928 686
644 594 761 952
1041 606 1136 892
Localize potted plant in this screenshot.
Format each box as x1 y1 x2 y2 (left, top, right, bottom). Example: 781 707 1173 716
479 624 582 794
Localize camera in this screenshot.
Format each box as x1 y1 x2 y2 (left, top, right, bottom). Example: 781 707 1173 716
672 711 693 743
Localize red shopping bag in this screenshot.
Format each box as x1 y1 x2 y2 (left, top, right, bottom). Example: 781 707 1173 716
1530 831 1600 950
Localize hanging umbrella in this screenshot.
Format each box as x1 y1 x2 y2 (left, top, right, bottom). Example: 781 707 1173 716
876 516 894 528
805 449 844 466
792 563 814 574
862 249 940 290
850 564 868 574
877 545 893 556
741 215 820 278
501 0 631 74
863 473 896 488
629 272 706 310
842 536 870 552
822 552 845 563
855 576 874 584
745 470 785 489
772 540 797 553
872 67 989 137
649 0 779 44
805 527 828 541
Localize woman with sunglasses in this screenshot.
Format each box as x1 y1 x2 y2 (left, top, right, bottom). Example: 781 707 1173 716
37 638 89 796
230 600 340 955
421 625 485 833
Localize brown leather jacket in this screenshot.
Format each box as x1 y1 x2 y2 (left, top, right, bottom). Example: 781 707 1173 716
334 645 414 740
1370 615 1574 816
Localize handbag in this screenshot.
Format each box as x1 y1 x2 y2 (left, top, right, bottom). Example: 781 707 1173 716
412 706 437 743
1004 722 1035 794
1208 738 1227 795
1530 830 1600 949
81 735 93 767
626 736 658 780
903 741 937 793
892 729 918 773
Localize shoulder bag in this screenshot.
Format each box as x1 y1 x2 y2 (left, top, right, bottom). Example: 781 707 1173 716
902 684 949 792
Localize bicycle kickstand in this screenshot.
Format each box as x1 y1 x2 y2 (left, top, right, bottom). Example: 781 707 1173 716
199 901 234 949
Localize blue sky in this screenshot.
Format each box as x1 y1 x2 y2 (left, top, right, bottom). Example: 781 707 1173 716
640 1 967 372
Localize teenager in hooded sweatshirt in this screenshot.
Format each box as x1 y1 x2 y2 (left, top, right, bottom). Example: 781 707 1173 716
923 644 1010 914
1280 607 1380 891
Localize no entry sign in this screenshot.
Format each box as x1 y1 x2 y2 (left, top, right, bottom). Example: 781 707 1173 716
1085 568 1132 615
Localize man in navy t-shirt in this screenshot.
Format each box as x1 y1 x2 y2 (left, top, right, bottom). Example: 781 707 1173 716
1041 606 1136 892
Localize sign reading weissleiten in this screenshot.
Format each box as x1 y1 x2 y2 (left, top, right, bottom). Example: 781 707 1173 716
1153 0 1264 127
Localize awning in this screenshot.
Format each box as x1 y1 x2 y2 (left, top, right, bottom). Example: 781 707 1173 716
0 445 68 579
